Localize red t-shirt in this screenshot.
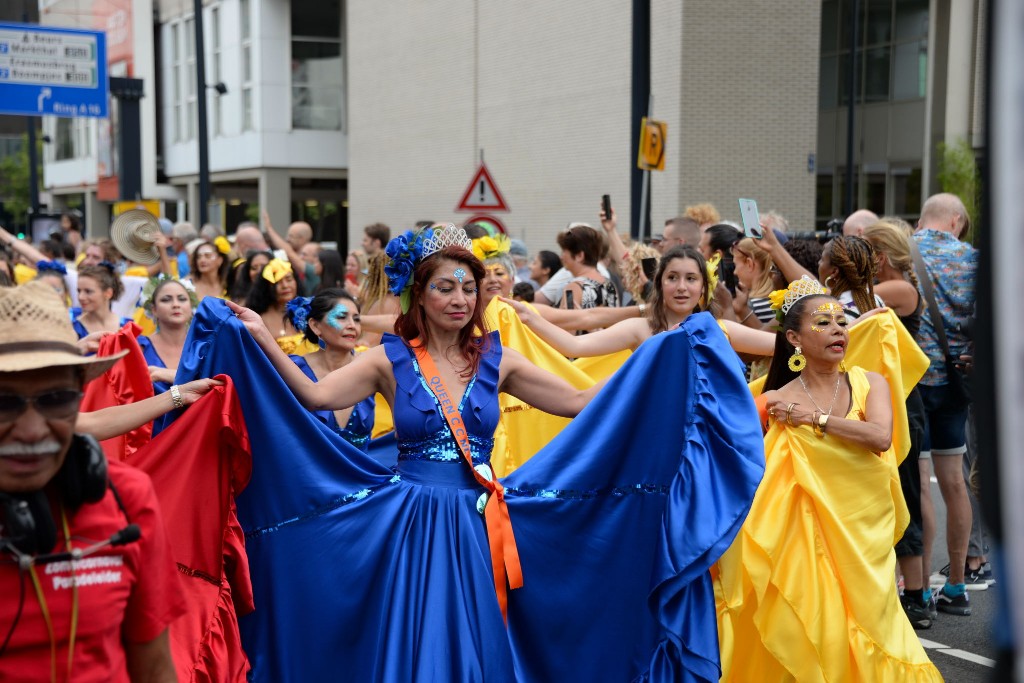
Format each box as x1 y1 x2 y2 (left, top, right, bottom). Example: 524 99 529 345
0 460 185 682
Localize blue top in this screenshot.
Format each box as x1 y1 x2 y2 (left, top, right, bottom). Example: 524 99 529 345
137 336 171 396
71 312 132 342
289 354 375 452
382 332 500 466
174 299 765 683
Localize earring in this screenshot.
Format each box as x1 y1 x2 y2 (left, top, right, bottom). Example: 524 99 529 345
839 360 847 373
788 346 806 372
318 338 327 350
824 275 835 290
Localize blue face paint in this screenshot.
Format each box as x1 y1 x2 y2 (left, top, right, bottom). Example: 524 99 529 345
325 303 349 330
453 267 467 283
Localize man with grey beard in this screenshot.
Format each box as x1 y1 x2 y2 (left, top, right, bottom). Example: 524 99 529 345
0 282 184 682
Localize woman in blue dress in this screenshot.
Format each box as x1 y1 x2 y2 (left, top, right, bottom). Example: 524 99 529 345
73 262 131 339
284 288 375 451
137 277 197 396
197 224 764 682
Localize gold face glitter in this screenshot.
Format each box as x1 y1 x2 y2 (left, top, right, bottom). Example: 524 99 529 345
810 302 847 332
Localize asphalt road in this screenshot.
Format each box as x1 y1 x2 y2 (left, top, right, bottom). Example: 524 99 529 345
919 473 999 682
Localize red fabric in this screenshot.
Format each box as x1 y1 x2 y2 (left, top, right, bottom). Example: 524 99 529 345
80 322 154 461
128 376 253 683
0 462 186 683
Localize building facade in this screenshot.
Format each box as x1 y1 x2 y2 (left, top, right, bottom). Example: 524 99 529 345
33 0 984 251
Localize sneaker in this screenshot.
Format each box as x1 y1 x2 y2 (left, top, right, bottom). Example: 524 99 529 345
936 583 971 616
923 588 939 619
979 562 996 585
964 565 990 591
938 562 951 578
901 595 932 629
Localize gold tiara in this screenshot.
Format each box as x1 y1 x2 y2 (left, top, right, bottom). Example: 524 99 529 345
422 224 473 258
769 275 829 316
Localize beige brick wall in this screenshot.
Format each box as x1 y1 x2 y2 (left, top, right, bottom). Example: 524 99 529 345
348 0 819 251
676 0 820 231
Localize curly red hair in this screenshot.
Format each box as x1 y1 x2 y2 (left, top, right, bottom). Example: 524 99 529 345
394 246 491 377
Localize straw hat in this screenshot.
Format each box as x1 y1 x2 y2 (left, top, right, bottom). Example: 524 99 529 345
111 209 162 265
0 282 127 382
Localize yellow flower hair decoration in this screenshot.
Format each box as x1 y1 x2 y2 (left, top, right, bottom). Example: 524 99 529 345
262 258 293 284
705 253 721 298
471 234 510 262
768 275 828 322
214 235 232 255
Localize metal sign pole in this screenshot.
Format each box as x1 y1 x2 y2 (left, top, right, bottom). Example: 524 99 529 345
637 95 653 244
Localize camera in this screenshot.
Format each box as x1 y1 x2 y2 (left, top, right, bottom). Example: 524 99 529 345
788 218 844 244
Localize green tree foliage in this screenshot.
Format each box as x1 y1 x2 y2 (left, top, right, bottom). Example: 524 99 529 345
936 138 980 240
0 133 42 231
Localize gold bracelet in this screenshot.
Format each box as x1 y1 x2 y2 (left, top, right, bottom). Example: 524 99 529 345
170 384 184 409
812 410 824 438
785 402 796 426
818 412 829 435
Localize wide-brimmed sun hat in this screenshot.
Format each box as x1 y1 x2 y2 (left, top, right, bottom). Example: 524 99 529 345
0 281 127 382
111 209 162 265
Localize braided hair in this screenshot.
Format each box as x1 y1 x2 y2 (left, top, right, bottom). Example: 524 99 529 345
862 219 919 291
824 236 877 315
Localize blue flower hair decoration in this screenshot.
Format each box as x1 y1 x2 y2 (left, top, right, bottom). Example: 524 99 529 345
384 228 428 313
285 296 314 332
35 260 67 276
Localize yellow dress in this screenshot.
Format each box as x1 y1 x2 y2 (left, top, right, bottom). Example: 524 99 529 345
275 333 318 356
716 366 942 682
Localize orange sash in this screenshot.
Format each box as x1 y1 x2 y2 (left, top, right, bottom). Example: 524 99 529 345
412 342 523 622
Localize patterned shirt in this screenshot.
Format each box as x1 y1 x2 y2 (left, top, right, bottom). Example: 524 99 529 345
914 229 977 386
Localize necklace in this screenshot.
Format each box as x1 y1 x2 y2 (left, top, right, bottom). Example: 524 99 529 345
799 372 842 418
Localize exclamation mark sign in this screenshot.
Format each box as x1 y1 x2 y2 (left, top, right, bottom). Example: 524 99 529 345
479 180 486 203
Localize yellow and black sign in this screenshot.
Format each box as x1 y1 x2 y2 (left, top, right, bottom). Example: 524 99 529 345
637 118 667 171
113 200 161 217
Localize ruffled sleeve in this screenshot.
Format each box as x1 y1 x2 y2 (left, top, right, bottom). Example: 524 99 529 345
503 312 765 683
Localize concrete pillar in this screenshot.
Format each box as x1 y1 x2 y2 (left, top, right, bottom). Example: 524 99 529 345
84 191 109 238
258 168 291 234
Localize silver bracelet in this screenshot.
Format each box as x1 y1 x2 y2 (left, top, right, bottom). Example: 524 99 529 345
170 384 184 409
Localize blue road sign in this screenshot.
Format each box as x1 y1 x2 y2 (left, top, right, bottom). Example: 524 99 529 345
0 22 108 118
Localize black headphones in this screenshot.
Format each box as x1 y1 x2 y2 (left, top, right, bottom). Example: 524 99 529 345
0 434 108 556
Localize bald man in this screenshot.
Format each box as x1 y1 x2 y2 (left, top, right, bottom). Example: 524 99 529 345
913 191 980 614
841 209 879 236
286 221 314 252
235 223 270 255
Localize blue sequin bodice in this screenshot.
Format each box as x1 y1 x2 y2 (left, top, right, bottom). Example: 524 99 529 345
289 354 376 452
382 333 501 466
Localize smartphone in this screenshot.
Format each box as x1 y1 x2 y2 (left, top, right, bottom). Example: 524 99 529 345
601 194 613 221
737 198 763 239
641 257 657 280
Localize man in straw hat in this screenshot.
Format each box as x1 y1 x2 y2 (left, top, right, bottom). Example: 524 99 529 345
0 282 185 681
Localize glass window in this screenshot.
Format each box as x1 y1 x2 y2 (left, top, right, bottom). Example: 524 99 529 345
291 0 344 131
821 0 838 52
863 47 890 102
54 118 74 160
292 0 341 39
819 56 838 109
893 39 927 100
895 0 929 40
816 173 835 220
892 168 922 216
240 0 251 39
865 172 886 214
242 89 253 131
864 0 892 46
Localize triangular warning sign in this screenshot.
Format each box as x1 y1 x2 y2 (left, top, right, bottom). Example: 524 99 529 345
456 163 509 212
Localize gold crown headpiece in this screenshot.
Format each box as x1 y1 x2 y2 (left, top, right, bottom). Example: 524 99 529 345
422 224 473 258
768 275 829 317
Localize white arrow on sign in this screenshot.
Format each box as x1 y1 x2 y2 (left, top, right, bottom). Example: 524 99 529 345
37 87 51 111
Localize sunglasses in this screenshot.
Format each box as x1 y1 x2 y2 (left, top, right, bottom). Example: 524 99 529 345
0 389 83 423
